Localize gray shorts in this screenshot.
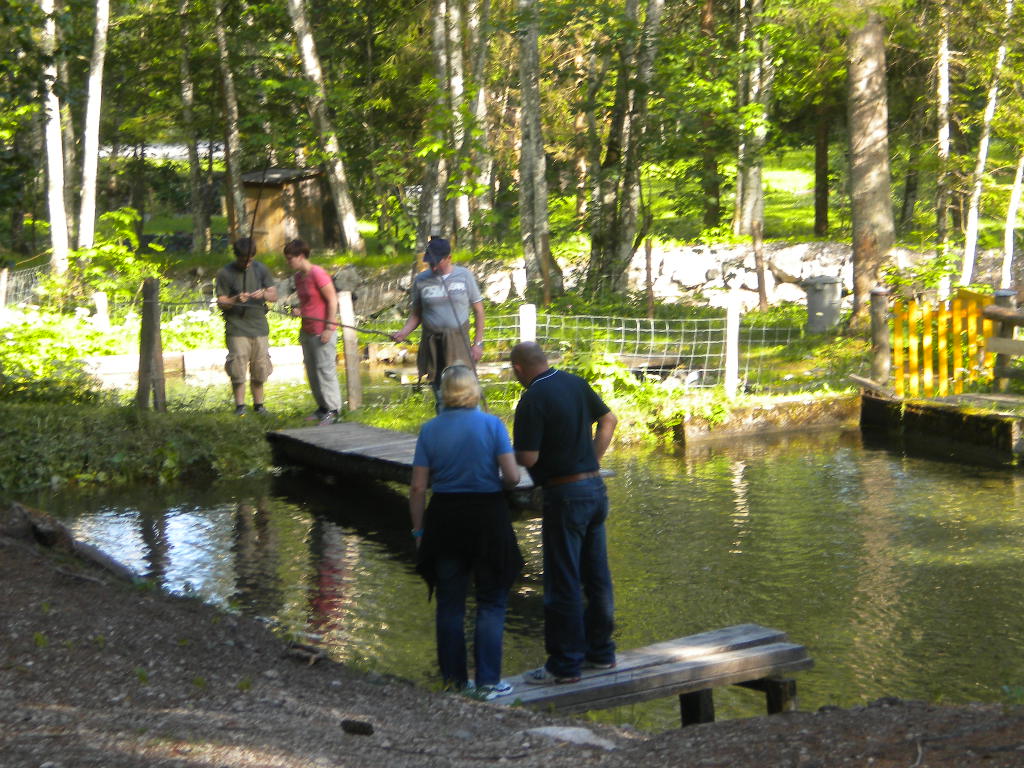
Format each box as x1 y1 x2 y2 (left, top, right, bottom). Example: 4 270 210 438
225 335 273 384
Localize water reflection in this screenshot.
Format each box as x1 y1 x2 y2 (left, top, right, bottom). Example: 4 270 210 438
29 429 1024 730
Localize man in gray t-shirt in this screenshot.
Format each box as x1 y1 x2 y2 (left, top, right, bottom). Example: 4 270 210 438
390 236 485 390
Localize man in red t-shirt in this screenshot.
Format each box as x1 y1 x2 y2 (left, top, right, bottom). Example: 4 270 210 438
284 239 341 425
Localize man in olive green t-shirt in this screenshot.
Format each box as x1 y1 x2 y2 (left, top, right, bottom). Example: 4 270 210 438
215 237 278 416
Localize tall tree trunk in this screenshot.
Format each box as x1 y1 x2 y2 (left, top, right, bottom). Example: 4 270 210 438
517 0 560 303
419 0 451 244
731 0 749 234
935 0 951 262
179 0 207 253
699 0 721 230
813 104 830 237
734 0 772 237
448 0 471 241
1002 152 1024 290
468 0 493 234
959 0 1014 285
77 0 110 250
585 0 664 295
40 0 69 274
581 51 608 221
57 52 78 244
213 0 249 239
286 0 366 253
846 12 895 326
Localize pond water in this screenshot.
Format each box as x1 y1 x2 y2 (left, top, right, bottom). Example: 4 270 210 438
32 429 1024 730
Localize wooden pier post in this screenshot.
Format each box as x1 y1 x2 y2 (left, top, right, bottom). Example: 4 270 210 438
136 278 166 412
993 288 1017 392
339 290 362 410
870 286 891 388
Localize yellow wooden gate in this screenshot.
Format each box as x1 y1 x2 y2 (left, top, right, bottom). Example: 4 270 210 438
891 289 994 398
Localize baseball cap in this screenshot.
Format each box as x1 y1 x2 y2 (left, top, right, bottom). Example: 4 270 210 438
423 237 451 265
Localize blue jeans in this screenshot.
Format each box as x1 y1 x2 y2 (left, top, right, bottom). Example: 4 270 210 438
434 557 509 687
541 475 615 678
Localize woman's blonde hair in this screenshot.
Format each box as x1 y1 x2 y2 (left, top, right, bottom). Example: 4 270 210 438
440 363 480 408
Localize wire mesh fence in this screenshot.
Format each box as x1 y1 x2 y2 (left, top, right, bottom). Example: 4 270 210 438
359 310 802 392
2 265 47 306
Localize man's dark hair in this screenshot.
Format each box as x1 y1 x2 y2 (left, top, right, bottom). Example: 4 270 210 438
233 237 255 259
511 341 547 368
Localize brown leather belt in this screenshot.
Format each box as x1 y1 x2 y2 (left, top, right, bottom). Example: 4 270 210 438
544 471 600 488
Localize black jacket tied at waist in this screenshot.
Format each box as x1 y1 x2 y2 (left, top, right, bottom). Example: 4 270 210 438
415 491 523 600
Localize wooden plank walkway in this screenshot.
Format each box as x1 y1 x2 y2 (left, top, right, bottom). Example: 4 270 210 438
497 623 813 726
266 421 535 490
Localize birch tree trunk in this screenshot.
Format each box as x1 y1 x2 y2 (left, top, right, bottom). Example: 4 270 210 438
178 0 207 253
213 0 249 239
1001 153 1024 290
419 0 451 244
447 0 471 240
959 0 1014 285
935 0 951 262
40 0 70 274
77 0 110 250
846 12 895 325
286 0 365 253
468 0 493 230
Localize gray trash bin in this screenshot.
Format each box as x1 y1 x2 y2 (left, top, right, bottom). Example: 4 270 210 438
803 276 842 333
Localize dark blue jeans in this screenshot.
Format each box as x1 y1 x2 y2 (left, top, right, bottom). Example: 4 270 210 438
541 475 615 678
434 557 509 688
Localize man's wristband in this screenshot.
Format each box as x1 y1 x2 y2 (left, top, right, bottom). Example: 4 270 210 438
411 528 424 538
473 341 483 348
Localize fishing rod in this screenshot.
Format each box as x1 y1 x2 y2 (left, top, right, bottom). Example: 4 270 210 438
266 305 394 339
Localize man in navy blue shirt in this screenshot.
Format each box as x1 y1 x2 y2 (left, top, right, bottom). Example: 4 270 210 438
511 341 617 684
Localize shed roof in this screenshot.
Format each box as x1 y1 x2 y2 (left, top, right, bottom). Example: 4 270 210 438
241 168 322 186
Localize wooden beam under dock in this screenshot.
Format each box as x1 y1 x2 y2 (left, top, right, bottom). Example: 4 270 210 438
497 623 813 727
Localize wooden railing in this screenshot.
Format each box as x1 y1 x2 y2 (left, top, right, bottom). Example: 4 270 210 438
889 288 994 398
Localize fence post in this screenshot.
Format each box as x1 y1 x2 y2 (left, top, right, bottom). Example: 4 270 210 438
136 278 166 412
339 290 362 410
93 291 110 330
0 263 9 308
870 286 891 387
993 288 1016 392
724 291 740 396
519 303 537 343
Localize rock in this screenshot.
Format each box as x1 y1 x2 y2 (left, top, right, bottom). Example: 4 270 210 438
340 718 374 735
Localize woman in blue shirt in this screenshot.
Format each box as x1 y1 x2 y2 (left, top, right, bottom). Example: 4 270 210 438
409 365 522 699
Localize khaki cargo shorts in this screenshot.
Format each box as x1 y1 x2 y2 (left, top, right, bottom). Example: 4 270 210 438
225 335 273 385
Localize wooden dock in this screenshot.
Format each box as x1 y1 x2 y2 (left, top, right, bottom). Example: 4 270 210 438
497 623 813 727
266 421 535 491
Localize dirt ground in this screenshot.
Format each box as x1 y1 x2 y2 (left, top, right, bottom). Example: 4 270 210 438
3 505 1024 768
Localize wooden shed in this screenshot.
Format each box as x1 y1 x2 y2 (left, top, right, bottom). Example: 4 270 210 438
240 168 334 254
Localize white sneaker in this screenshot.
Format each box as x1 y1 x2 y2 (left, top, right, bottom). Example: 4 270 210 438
478 679 513 700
